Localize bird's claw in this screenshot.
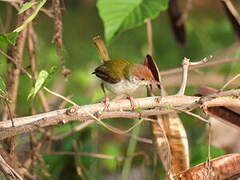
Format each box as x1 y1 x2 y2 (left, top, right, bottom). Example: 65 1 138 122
102 96 110 111
127 96 137 110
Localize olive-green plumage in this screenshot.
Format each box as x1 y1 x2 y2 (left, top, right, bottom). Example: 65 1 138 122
93 59 134 84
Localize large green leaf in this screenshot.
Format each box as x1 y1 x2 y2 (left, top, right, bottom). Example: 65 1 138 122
97 0 169 43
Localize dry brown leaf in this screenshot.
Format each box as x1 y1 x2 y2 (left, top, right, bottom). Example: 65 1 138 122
198 85 240 127
174 153 240 180
152 113 189 175
145 55 189 176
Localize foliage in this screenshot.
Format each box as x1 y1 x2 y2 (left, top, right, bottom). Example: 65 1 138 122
28 66 57 100
0 32 18 46
97 0 168 43
0 0 238 179
14 0 47 32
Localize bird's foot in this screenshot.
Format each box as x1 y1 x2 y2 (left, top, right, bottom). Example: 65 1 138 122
127 95 137 110
102 96 110 111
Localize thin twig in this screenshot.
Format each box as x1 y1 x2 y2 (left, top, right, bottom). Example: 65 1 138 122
51 120 95 140
45 151 124 161
45 151 148 162
207 119 212 179
40 8 54 18
0 155 23 180
221 73 240 91
52 119 152 144
176 57 190 95
0 49 32 79
160 57 239 76
176 56 209 95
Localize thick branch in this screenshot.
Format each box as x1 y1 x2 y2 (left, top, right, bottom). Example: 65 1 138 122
0 95 199 139
0 89 239 140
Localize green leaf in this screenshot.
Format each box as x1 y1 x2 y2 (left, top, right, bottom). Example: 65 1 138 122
28 70 49 100
97 0 169 43
14 0 47 32
0 32 18 46
18 1 39 14
28 66 58 100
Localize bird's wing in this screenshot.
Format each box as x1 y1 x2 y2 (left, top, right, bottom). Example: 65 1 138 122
93 64 121 84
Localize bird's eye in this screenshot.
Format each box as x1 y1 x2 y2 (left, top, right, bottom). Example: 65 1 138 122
141 78 145 80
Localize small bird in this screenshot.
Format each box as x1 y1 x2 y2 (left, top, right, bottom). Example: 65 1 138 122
92 59 157 109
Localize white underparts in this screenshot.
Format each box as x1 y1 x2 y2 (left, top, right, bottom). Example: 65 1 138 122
103 76 149 95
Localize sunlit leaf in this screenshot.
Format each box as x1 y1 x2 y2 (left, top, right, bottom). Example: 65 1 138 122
0 76 7 97
14 0 47 32
0 32 18 46
18 1 39 14
28 66 58 100
97 0 169 43
28 70 49 100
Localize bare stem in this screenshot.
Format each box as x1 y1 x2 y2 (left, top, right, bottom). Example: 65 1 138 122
221 73 240 91
0 155 23 180
176 56 209 95
161 57 239 76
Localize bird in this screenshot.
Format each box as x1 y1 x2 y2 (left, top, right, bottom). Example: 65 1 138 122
92 59 158 110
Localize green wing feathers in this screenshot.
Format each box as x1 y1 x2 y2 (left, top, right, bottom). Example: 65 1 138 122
93 59 133 84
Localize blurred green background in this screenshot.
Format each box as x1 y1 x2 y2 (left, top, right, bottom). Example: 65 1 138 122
0 0 240 179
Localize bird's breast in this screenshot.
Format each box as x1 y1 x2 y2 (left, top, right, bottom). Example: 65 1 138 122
103 77 143 95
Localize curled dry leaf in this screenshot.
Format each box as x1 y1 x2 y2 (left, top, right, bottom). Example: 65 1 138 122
174 153 240 180
152 114 189 175
145 55 189 175
198 85 240 127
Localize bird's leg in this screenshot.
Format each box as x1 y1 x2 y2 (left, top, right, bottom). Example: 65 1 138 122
126 94 137 110
101 82 110 111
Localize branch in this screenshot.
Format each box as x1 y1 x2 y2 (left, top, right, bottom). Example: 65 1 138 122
160 58 240 76
0 89 240 140
0 155 23 180
0 95 199 140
